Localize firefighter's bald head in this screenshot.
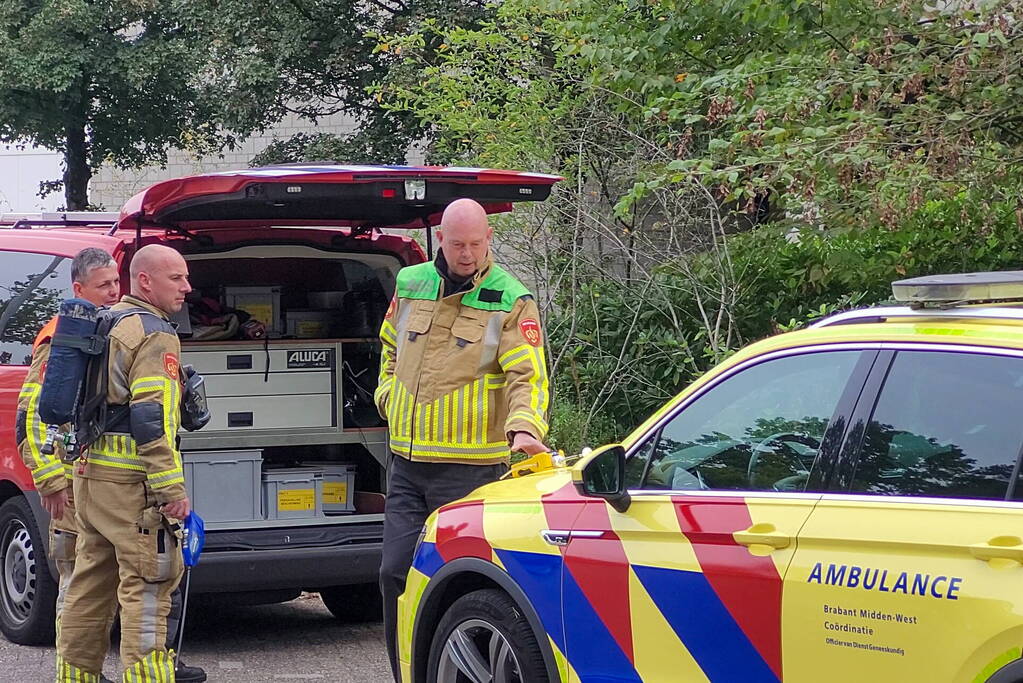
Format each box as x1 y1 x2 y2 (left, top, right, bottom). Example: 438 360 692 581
130 244 191 314
438 199 492 278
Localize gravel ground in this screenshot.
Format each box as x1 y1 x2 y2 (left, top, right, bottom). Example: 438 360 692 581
1 592 392 682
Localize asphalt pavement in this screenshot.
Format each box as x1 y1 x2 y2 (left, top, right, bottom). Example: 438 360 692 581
1 593 392 682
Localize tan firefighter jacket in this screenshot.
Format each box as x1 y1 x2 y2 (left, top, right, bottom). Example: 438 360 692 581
16 317 72 497
78 295 187 504
375 257 550 465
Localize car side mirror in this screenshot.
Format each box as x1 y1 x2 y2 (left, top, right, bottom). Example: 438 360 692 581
575 444 631 513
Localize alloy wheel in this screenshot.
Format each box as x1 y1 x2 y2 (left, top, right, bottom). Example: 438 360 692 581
435 618 523 683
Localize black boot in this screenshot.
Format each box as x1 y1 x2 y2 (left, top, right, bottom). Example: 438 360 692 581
100 676 114 683
175 662 207 682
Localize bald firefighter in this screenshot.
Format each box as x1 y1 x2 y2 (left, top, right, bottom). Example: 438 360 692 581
375 198 551 680
55 244 193 683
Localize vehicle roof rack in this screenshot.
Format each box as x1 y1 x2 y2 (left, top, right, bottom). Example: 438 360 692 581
0 212 119 231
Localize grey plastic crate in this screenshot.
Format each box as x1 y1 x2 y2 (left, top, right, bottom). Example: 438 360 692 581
183 449 262 523
300 462 356 514
262 467 324 520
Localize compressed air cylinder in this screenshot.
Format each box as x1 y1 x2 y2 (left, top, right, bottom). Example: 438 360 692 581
38 298 99 427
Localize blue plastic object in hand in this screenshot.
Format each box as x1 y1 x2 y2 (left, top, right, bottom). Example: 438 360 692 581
181 512 205 567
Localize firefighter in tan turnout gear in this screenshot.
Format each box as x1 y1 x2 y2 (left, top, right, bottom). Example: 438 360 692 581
376 198 551 680
56 244 193 683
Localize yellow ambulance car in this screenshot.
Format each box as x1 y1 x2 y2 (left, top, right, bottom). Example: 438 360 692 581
398 271 1023 683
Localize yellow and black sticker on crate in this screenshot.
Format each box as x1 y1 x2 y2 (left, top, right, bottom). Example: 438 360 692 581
278 488 315 511
323 482 348 504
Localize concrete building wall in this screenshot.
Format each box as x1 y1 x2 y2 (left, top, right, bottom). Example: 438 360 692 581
0 143 62 212
89 111 361 210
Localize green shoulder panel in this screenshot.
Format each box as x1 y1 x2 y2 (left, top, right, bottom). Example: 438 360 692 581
395 262 441 301
462 264 532 312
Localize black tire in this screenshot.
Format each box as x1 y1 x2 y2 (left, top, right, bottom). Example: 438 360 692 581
319 583 383 623
986 658 1023 683
426 589 547 683
0 496 57 644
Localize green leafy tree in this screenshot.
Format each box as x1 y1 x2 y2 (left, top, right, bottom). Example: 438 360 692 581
177 0 490 166
0 0 229 209
381 0 1023 442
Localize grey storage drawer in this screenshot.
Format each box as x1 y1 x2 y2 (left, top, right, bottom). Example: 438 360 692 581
207 395 334 430
183 346 336 375
204 371 333 398
183 449 262 523
182 342 342 442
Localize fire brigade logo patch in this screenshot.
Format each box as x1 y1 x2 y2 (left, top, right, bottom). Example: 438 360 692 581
385 297 396 320
164 354 179 380
519 319 542 347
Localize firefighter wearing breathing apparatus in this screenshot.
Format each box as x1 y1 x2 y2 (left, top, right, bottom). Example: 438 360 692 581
55 244 197 683
375 199 551 681
17 248 121 636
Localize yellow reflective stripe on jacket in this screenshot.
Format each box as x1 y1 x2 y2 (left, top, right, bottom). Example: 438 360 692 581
31 459 65 484
498 345 532 369
148 467 185 489
380 319 397 346
19 381 67 486
500 343 549 433
88 435 145 472
130 375 184 488
161 376 181 474
509 410 549 433
388 375 511 447
18 383 47 469
388 435 510 460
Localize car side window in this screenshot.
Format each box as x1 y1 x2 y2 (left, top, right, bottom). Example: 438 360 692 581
637 351 863 492
0 251 72 366
851 351 1023 501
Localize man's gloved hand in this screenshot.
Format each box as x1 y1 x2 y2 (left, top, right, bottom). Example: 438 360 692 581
510 431 548 456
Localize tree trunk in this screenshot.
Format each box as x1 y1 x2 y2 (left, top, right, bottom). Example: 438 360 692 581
63 122 91 210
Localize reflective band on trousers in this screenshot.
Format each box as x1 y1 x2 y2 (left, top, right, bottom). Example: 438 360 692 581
122 649 175 683
55 654 101 682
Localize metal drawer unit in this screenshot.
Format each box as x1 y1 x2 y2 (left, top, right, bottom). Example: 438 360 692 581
180 341 343 448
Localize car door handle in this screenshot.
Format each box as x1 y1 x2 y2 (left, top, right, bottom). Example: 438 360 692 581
969 536 1023 564
541 529 606 547
733 523 792 554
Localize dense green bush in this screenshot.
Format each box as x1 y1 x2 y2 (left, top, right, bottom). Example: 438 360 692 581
549 194 1023 436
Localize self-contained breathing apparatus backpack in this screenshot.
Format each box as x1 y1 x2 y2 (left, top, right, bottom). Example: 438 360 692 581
38 299 210 461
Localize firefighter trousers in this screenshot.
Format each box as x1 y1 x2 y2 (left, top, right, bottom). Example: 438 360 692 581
56 477 182 682
49 484 185 646
49 483 82 631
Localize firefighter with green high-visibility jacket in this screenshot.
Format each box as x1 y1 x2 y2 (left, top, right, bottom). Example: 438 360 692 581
375 198 551 681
